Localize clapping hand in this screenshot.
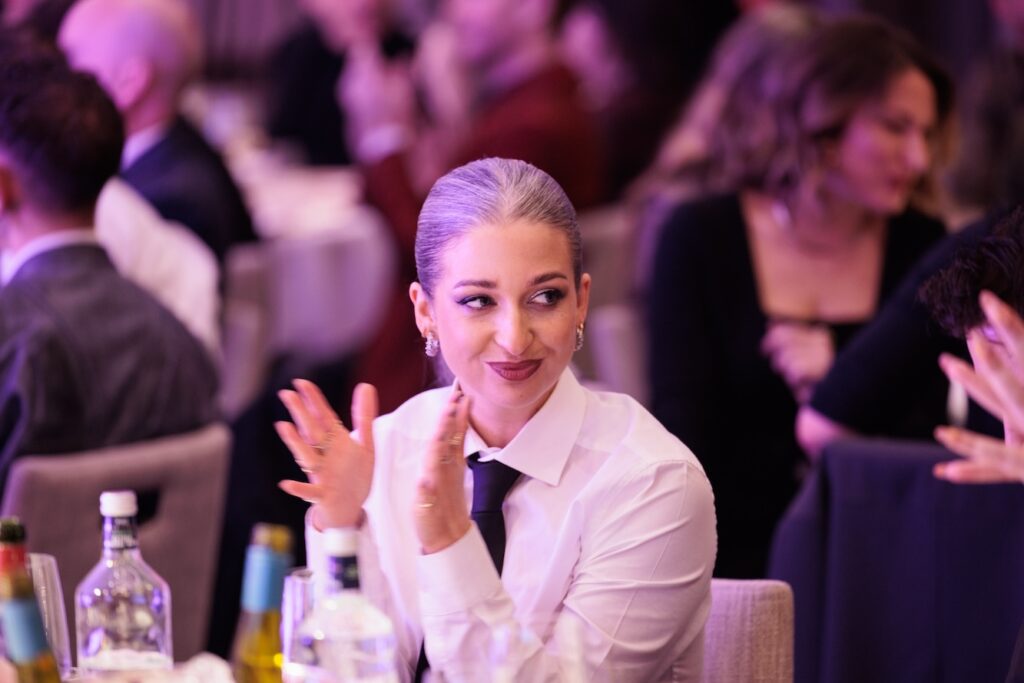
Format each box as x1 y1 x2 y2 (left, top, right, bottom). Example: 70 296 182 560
761 320 835 404
934 292 1024 484
277 380 379 529
413 389 473 555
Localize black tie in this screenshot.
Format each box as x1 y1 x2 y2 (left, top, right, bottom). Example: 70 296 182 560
415 452 521 680
466 452 522 573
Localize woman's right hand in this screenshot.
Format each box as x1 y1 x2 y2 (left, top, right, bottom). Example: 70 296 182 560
277 381 378 529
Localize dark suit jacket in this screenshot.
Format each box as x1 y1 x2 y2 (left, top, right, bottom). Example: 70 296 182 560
121 116 256 262
0 243 220 492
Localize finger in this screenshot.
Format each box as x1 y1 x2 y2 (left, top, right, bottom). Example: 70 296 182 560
423 392 461 476
981 290 1024 363
933 460 1018 484
293 379 343 434
278 389 319 443
352 383 379 453
967 333 1024 430
938 353 1006 421
274 421 320 471
935 426 1024 478
278 479 322 503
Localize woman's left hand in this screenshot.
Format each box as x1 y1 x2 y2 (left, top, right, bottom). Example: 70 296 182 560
762 321 835 403
413 390 473 555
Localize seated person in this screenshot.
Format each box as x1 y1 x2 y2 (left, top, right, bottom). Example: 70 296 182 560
264 0 413 166
646 15 952 578
796 208 1011 458
276 158 716 680
58 0 256 262
0 56 219 493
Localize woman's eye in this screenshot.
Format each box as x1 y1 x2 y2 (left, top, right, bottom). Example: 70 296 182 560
457 295 493 309
530 289 566 306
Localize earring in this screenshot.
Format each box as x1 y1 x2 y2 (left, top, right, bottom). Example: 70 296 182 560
424 332 440 358
574 323 585 352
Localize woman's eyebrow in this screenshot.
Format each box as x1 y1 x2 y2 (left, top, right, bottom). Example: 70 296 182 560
452 272 569 289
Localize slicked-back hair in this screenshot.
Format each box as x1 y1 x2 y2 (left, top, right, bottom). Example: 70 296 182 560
415 158 581 297
0 47 123 215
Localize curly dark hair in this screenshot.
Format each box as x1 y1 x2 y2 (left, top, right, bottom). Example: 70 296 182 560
920 206 1024 337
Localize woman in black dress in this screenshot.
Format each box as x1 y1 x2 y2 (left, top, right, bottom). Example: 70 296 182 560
646 15 954 578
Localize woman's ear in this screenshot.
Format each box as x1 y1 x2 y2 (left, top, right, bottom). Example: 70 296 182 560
409 281 435 336
576 272 592 325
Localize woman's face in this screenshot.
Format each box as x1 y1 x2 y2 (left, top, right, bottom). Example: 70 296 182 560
413 220 589 425
824 67 938 215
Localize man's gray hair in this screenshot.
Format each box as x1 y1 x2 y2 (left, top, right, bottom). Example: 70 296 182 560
415 158 581 296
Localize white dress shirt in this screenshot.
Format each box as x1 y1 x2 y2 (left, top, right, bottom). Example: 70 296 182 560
95 178 221 354
307 369 716 682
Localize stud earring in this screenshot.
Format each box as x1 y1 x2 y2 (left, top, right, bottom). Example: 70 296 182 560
424 332 440 358
574 323 585 352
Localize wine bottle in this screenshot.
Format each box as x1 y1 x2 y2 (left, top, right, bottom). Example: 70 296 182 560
231 523 293 683
0 565 61 682
75 490 173 673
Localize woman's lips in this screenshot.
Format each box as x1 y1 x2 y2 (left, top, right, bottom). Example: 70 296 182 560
487 360 542 381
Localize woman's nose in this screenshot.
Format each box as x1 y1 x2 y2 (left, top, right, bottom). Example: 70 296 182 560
494 308 532 356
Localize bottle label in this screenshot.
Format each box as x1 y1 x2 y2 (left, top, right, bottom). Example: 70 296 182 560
328 555 360 590
1 598 49 663
241 546 291 612
103 516 138 550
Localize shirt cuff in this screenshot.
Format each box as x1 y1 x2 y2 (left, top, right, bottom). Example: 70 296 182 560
416 526 501 617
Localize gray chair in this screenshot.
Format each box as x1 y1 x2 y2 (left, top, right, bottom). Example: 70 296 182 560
702 579 795 683
1 423 231 663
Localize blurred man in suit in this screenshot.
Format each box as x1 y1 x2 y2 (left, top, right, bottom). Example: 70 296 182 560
58 0 255 263
0 56 219 493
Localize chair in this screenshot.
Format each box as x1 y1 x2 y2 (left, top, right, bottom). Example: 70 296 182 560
1 423 231 663
702 579 794 683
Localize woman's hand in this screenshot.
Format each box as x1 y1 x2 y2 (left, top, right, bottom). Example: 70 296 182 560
413 389 473 555
277 381 379 529
934 291 1024 484
761 321 835 403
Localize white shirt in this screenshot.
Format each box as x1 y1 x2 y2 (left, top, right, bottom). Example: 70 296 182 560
95 178 221 354
121 122 171 169
1 229 99 284
307 369 716 682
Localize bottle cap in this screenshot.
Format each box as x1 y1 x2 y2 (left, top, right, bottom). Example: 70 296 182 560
323 528 358 557
250 523 293 554
0 518 25 544
99 490 137 517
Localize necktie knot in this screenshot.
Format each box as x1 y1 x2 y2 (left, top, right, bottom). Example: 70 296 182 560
467 453 521 515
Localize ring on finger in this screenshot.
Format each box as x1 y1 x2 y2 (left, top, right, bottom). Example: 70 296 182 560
417 499 436 510
448 433 463 449
313 421 344 455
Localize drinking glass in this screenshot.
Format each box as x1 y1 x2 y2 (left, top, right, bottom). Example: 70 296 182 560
281 567 315 664
27 553 72 678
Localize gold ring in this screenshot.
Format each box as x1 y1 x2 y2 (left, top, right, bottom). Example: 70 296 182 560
449 433 463 449
416 500 435 509
313 421 344 454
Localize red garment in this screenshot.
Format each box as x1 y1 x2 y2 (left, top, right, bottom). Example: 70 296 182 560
358 64 605 413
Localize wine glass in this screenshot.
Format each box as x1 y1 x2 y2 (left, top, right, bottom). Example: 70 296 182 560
27 553 72 678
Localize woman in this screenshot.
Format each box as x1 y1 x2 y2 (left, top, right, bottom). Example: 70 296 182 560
646 15 953 579
276 158 716 681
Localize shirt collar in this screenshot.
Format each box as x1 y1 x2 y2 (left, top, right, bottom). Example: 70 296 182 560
122 121 171 169
463 368 586 486
1 229 99 284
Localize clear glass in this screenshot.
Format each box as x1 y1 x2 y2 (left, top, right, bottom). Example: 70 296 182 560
281 567 314 667
74 515 172 673
289 589 398 682
27 553 72 678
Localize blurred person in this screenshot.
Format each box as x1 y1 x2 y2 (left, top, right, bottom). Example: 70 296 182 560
647 15 953 578
628 3 822 293
277 158 716 681
0 28 221 354
337 0 605 414
58 0 256 263
558 0 736 198
944 0 1024 226
796 208 1008 460
264 0 413 166
0 59 218 493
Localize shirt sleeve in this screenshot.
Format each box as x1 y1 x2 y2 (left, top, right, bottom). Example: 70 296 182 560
416 459 716 682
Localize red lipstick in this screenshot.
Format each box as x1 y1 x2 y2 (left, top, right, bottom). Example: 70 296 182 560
487 360 542 381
